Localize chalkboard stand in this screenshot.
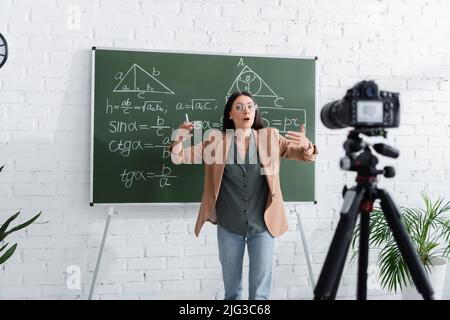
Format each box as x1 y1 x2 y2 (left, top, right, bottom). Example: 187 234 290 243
292 206 316 289
88 206 116 300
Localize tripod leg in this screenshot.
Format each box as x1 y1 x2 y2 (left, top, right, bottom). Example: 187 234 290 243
357 212 370 300
314 187 365 300
329 242 350 299
377 189 434 300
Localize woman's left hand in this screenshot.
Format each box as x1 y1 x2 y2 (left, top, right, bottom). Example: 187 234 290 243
285 124 311 149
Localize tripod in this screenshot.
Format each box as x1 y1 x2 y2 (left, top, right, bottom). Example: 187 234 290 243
313 129 434 300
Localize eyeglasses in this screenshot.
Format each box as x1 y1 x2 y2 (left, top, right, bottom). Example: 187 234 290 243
233 103 258 112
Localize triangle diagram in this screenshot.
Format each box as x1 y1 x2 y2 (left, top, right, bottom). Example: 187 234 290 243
113 64 175 94
227 65 278 98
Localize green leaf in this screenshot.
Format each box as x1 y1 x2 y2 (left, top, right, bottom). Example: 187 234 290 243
0 242 9 253
378 240 405 293
0 211 20 238
0 211 41 242
0 243 17 265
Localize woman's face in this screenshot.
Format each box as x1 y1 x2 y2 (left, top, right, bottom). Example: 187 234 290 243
228 95 257 130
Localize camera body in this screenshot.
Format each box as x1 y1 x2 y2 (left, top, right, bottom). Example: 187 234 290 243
321 80 400 129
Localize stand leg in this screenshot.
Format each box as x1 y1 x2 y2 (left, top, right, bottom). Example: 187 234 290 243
357 212 370 300
314 187 365 299
294 207 316 288
88 206 115 300
377 190 434 300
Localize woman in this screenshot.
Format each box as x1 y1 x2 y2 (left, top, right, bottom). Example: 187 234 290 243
170 91 317 300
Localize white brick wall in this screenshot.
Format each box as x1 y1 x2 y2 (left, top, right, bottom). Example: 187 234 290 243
1 0 449 300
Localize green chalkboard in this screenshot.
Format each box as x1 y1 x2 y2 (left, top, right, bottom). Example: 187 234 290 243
90 48 316 204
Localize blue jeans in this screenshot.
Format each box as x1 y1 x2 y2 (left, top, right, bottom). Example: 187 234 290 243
217 225 275 300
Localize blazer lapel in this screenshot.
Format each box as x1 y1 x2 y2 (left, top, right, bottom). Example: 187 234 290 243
212 130 233 198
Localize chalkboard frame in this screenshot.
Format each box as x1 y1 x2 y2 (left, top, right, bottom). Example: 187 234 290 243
90 47 318 206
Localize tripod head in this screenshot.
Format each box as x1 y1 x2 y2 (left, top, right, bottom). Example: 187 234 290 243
340 128 399 180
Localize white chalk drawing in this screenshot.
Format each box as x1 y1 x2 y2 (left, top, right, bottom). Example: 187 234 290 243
119 165 177 189
114 64 175 95
227 64 278 98
259 106 307 133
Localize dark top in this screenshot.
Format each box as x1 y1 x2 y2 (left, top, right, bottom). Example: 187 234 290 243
215 132 269 237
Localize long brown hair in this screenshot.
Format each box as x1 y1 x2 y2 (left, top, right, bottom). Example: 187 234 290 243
222 91 266 132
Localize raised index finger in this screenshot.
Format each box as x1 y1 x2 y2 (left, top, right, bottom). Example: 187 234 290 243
299 123 305 133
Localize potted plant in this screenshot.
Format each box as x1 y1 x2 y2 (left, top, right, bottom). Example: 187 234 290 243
351 193 450 298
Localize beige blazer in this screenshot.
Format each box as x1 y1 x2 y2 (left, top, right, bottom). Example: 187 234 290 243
170 127 318 238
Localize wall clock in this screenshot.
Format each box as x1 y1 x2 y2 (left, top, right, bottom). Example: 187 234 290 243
0 33 8 69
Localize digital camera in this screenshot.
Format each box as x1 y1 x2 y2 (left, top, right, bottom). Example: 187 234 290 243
321 80 400 129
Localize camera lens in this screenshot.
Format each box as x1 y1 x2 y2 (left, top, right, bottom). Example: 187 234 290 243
320 100 348 129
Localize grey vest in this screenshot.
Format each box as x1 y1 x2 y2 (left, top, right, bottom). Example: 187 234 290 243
215 132 269 237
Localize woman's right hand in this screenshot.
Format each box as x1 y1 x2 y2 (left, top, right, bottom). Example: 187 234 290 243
176 121 194 142
170 121 194 155
178 121 194 131
172 122 194 150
